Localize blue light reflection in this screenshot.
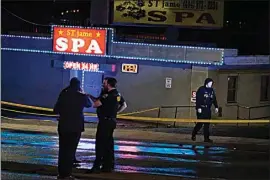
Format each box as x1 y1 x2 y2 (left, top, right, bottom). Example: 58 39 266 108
1 130 231 178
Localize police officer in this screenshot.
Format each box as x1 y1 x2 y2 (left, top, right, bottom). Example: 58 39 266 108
88 77 127 173
58 86 82 166
54 77 92 179
192 78 219 143
96 77 109 119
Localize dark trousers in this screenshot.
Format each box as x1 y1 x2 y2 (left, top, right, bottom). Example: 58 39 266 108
58 131 81 177
93 119 116 169
74 133 81 161
192 108 211 140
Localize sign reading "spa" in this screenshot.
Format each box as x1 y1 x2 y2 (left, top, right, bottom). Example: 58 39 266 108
53 27 106 55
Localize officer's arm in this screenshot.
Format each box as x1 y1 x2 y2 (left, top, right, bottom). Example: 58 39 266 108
195 87 204 110
87 94 98 102
212 90 218 108
84 95 92 108
53 92 64 114
118 96 127 113
93 94 107 108
87 89 103 102
93 100 102 108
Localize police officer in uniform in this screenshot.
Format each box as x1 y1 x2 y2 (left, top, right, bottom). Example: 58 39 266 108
88 78 107 167
192 78 219 143
54 77 92 179
88 77 127 173
95 77 109 119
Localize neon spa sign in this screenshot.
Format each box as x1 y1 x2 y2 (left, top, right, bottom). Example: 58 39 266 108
63 61 99 72
53 27 106 55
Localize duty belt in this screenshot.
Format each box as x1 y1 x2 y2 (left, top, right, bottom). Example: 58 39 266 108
201 105 208 108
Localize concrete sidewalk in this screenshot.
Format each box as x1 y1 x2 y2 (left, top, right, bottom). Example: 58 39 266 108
1 118 269 149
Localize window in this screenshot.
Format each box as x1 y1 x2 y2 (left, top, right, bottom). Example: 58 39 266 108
260 75 270 101
227 76 238 103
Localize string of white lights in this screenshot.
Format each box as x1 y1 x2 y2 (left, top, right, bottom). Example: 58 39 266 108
81 71 85 90
1 47 223 65
1 24 225 65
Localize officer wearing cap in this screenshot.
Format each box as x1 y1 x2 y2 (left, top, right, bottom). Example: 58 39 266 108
54 77 92 179
88 77 127 173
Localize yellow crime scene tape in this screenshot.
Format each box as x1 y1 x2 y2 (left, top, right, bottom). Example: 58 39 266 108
1 101 96 116
1 115 54 122
1 101 158 117
1 101 270 124
118 116 270 124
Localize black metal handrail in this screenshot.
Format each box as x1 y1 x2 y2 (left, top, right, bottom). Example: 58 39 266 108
227 104 270 120
159 104 270 120
226 104 270 126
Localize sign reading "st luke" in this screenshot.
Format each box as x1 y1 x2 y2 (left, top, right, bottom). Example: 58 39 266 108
53 27 106 55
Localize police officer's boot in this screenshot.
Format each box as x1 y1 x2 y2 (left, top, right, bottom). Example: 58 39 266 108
73 158 81 164
86 165 101 174
191 135 196 141
57 175 75 180
204 139 213 143
101 167 113 173
203 123 212 143
73 158 81 168
191 131 196 141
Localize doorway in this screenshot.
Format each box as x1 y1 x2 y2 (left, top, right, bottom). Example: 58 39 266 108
70 70 103 113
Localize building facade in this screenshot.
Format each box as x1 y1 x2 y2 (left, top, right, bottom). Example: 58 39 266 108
1 26 270 120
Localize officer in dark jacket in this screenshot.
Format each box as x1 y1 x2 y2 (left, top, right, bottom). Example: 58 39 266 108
192 78 218 143
54 77 92 179
58 86 82 166
87 79 107 168
96 77 109 119
88 77 127 173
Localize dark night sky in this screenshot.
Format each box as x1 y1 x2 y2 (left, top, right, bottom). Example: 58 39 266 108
1 1 269 55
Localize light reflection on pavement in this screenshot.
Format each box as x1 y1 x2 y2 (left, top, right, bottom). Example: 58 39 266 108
1 170 57 180
1 130 269 180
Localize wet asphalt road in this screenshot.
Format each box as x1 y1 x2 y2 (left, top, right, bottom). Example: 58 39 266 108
1 170 56 180
1 130 269 180
1 170 105 180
